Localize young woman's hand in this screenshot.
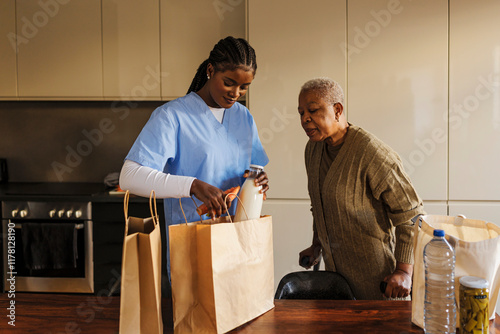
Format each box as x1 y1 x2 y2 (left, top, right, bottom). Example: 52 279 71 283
190 179 228 219
243 170 269 199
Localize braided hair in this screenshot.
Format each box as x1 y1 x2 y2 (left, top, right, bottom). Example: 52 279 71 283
187 36 257 94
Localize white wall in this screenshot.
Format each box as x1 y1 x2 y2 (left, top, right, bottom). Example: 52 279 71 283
248 1 500 306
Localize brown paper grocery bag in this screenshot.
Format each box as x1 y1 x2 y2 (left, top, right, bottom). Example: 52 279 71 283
169 200 274 334
119 190 163 334
411 214 500 329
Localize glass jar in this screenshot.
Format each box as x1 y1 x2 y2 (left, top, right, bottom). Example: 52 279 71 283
459 276 489 334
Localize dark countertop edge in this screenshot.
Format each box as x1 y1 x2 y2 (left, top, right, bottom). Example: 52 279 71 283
0 182 155 203
0 194 155 203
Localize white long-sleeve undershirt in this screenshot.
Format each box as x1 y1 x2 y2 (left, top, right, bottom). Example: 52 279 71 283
119 159 195 198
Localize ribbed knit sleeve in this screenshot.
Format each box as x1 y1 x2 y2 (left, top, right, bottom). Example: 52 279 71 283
367 137 425 264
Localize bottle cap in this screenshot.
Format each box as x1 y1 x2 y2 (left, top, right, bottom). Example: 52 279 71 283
433 229 445 237
249 164 264 170
459 276 489 289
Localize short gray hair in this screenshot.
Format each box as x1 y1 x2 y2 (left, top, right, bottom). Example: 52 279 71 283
300 77 344 106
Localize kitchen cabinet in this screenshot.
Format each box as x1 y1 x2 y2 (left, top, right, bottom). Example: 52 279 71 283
102 0 161 100
261 200 314 290
16 0 103 99
92 200 168 296
347 0 448 201
449 0 500 201
448 202 500 228
160 0 246 100
421 202 448 216
248 0 346 199
4 0 244 100
0 1 17 98
92 202 125 295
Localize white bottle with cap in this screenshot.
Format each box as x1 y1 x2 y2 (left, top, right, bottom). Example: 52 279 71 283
234 164 264 222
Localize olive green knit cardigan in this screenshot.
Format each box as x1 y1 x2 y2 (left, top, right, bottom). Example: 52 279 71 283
305 124 425 300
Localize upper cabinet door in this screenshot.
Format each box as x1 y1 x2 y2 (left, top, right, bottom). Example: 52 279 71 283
347 0 448 201
160 0 245 100
16 0 102 99
0 1 17 98
449 0 500 201
102 0 161 100
248 0 346 199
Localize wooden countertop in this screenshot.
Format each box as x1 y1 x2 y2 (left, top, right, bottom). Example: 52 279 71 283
1 293 499 333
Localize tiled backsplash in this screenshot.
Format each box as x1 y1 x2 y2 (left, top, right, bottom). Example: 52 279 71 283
0 101 163 183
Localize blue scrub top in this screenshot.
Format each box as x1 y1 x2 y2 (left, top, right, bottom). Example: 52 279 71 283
126 92 269 226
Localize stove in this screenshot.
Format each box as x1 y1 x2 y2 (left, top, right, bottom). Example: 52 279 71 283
0 183 103 293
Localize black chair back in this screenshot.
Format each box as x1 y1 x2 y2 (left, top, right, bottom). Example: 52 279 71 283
275 271 356 300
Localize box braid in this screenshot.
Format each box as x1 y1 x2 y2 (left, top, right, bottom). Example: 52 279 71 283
187 36 257 94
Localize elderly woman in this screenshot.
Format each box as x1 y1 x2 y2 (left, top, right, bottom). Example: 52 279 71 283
298 78 425 300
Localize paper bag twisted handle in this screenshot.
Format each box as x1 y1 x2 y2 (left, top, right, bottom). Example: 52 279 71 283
124 190 130 222
149 190 159 226
179 196 203 225
123 190 159 226
123 190 131 237
223 193 249 223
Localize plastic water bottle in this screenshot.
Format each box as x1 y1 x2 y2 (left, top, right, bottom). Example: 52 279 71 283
423 229 457 334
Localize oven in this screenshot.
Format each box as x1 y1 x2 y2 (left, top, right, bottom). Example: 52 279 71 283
2 200 93 293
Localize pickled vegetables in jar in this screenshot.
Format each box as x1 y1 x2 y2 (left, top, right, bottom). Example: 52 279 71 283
459 276 489 334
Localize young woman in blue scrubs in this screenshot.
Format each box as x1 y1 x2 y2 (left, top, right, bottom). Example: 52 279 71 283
119 36 269 273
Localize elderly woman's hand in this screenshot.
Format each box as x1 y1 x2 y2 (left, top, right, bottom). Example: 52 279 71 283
298 244 322 269
381 262 413 298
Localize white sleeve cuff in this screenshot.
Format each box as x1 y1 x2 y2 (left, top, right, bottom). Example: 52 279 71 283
119 159 195 198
